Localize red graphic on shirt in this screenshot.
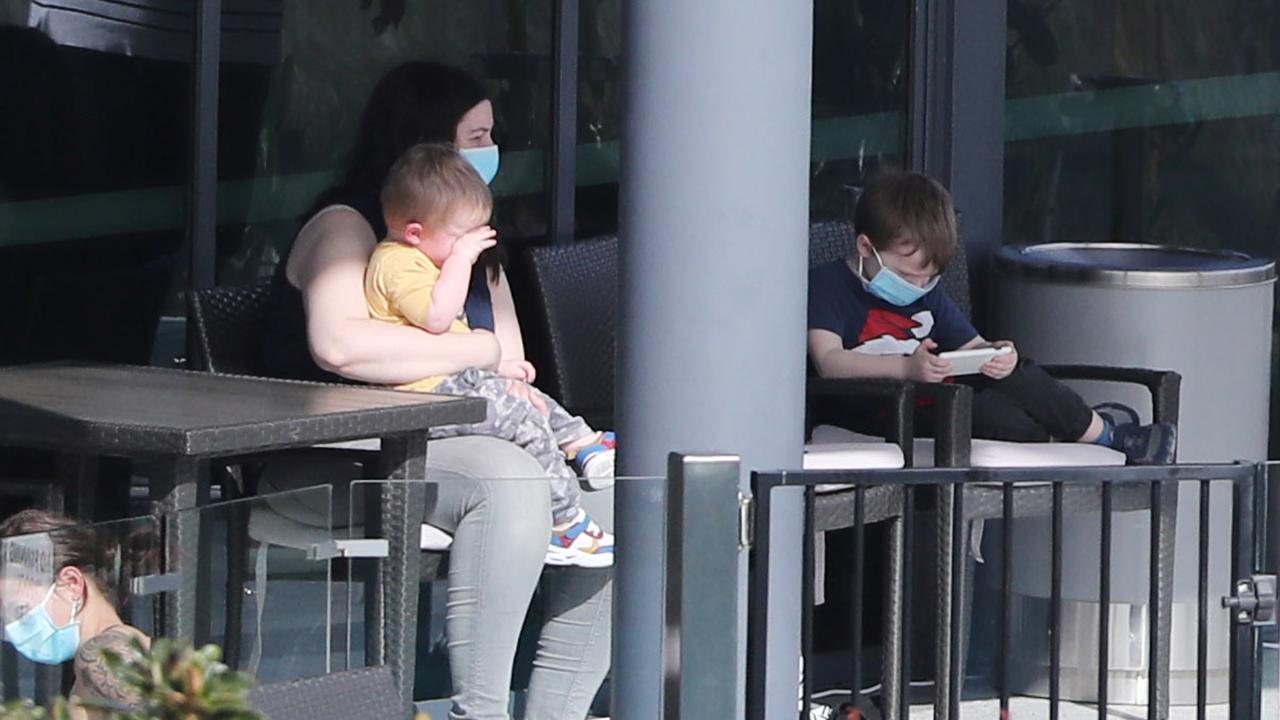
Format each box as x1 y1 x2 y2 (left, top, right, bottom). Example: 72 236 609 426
853 308 935 356
858 309 922 344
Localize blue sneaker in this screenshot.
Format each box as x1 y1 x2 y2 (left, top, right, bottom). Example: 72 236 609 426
547 509 614 568
1092 402 1177 465
1112 421 1177 465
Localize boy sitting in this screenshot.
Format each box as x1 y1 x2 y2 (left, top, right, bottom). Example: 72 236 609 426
807 171 1175 464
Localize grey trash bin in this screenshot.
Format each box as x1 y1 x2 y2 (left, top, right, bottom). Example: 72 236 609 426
988 243 1275 706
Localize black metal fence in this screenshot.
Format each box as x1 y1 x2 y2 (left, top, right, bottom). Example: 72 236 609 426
748 463 1273 720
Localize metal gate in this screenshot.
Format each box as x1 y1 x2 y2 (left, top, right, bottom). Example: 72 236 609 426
747 463 1274 720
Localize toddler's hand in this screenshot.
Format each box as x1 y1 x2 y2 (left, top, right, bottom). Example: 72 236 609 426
451 225 498 265
497 359 537 383
905 338 952 382
980 340 1018 379
506 380 549 417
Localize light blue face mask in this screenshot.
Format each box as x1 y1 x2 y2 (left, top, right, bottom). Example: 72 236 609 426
4 584 81 665
859 246 939 306
460 144 500 185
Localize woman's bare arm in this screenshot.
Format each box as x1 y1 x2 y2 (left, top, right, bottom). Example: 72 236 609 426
489 268 526 362
288 207 500 384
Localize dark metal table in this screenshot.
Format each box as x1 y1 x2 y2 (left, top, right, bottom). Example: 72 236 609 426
0 363 483 701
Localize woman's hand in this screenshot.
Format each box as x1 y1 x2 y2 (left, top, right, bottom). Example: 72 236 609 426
451 225 498 266
497 358 537 383
505 379 549 417
980 340 1018 380
905 338 952 382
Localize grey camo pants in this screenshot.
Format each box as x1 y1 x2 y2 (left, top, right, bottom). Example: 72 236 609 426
429 367 594 525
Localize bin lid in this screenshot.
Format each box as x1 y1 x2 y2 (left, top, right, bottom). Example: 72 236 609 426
994 243 1276 288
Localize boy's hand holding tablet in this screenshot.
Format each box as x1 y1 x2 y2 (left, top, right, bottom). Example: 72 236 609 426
940 340 1017 379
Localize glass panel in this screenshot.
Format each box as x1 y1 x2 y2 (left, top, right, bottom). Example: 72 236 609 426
345 476 664 716
810 0 909 220
573 0 911 235
575 0 622 237
0 514 160 707
1002 1 1280 453
0 6 189 366
166 485 334 685
215 3 555 289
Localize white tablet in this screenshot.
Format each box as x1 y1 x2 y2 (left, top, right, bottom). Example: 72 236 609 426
938 345 1013 376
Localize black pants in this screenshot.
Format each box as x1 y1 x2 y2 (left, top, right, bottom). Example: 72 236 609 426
832 358 1095 443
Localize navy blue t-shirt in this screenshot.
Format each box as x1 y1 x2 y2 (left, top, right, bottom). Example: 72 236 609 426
807 259 976 355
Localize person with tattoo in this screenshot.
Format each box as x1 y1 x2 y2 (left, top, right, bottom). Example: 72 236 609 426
1 509 150 720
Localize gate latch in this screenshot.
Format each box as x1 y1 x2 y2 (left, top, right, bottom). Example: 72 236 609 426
1222 574 1277 626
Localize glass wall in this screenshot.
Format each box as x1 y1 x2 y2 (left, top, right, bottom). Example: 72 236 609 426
573 0 910 236
810 0 909 220
215 3 554 286
0 0 191 366
1003 0 1280 452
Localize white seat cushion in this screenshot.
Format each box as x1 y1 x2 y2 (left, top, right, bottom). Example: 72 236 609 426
803 439 905 494
966 438 1125 468
810 424 1126 474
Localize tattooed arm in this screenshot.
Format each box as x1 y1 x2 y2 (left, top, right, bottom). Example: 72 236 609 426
72 626 147 714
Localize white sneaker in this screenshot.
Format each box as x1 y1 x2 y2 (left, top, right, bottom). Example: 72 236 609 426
574 431 616 490
546 508 614 568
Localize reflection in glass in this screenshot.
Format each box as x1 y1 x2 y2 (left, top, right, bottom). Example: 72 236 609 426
218 3 556 287
0 10 189 365
179 486 335 684
1002 1 1280 453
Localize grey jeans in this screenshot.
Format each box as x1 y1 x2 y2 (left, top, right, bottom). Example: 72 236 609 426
425 435 612 720
431 368 595 525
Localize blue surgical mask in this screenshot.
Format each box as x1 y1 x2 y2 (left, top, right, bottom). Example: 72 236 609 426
859 246 939 306
460 144 500 184
4 584 81 665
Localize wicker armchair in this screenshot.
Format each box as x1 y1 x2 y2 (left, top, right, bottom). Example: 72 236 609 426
187 280 274 375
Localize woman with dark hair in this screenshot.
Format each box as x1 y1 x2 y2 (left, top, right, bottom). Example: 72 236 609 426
261 61 610 719
1 509 151 720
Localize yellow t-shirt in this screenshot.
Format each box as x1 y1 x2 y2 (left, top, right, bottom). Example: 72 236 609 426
365 240 470 392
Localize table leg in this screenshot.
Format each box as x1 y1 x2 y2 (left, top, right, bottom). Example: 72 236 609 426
374 434 429 706
148 457 210 643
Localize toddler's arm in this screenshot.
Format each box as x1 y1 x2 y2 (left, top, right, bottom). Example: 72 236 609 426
423 226 497 332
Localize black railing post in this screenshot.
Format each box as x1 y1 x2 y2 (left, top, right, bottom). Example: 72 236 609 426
1050 482 1063 720
747 472 777 720
1098 483 1113 720
849 486 867 715
801 488 815 718
899 484 915 719
1000 482 1013 716
947 484 965 720
1196 479 1210 720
